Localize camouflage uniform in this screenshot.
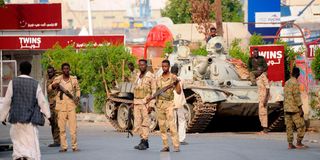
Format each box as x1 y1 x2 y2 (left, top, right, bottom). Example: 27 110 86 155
156 74 180 149
133 71 156 140
256 72 269 128
284 77 305 144
248 56 268 84
46 75 60 144
129 69 139 83
49 75 81 150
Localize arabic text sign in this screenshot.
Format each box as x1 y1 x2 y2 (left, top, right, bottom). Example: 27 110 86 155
255 12 281 28
0 35 125 50
0 4 62 30
250 45 285 85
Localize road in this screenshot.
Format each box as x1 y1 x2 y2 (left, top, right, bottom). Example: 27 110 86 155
1 122 320 160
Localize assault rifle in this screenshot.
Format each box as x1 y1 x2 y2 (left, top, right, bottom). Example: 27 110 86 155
58 84 79 105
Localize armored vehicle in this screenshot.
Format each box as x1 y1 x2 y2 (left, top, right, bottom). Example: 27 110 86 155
104 36 285 133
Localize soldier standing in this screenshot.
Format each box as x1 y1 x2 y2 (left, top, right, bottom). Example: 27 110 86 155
133 59 156 150
155 60 181 152
248 48 268 86
255 67 270 134
284 67 307 149
128 62 139 83
49 63 81 152
47 66 60 147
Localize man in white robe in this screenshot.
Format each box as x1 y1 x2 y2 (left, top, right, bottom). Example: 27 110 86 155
0 61 50 160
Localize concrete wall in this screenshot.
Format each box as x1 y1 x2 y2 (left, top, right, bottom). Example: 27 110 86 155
168 22 251 49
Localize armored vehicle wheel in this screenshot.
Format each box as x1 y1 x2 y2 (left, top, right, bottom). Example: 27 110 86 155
149 109 158 131
183 103 195 126
117 103 131 130
105 101 116 119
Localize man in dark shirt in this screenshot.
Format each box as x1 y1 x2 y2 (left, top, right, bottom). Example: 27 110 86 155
206 27 217 43
248 48 268 85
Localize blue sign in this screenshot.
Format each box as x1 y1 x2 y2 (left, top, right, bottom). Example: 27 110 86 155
248 0 281 36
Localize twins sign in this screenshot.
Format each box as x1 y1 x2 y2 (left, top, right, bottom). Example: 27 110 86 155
250 45 285 85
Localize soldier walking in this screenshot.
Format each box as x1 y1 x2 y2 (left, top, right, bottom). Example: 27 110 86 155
49 63 81 152
132 59 156 150
284 67 308 149
255 67 270 134
155 60 181 152
248 48 268 86
46 66 60 147
171 65 188 145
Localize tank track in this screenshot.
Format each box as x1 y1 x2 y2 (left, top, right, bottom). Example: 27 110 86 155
267 108 285 132
105 97 133 132
186 94 217 133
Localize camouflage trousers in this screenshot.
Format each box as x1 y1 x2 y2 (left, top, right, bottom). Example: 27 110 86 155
258 100 268 128
249 71 257 85
156 100 180 148
285 112 306 143
133 104 150 140
49 104 60 144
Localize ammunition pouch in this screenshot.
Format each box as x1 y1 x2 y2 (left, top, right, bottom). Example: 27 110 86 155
134 87 151 99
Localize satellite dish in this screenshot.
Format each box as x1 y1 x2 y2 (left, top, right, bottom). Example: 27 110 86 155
156 17 174 28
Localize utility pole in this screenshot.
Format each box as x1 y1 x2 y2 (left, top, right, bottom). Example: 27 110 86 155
214 0 223 36
87 0 93 35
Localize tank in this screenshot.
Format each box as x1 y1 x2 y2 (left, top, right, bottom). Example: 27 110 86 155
168 36 285 133
104 36 285 133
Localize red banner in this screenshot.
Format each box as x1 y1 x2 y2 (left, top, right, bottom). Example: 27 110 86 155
250 45 285 85
0 4 62 30
0 35 125 50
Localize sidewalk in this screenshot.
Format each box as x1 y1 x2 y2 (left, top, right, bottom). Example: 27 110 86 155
76 113 107 123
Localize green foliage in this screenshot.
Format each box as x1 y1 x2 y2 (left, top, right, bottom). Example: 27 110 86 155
161 0 192 24
249 33 265 45
312 47 320 80
275 40 300 80
0 0 5 7
191 46 208 56
229 38 249 64
42 44 136 113
163 41 174 54
161 0 243 24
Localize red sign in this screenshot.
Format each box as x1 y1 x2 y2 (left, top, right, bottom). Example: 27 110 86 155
144 25 173 58
0 4 62 30
250 45 285 85
307 39 320 58
0 35 125 50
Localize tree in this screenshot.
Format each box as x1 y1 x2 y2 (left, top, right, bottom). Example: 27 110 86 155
161 0 192 24
0 0 5 7
161 0 244 24
312 47 320 80
41 44 136 113
190 0 213 38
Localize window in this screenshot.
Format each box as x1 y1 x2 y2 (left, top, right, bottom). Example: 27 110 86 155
39 0 48 3
67 19 74 28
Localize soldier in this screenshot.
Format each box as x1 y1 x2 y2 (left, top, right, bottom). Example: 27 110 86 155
284 67 307 149
155 60 181 152
171 65 188 145
132 59 156 150
47 66 60 147
255 66 270 134
206 27 217 42
128 62 139 83
49 63 81 152
248 48 268 86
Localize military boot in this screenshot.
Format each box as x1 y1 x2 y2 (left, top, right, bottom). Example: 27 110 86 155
137 139 148 150
134 139 143 150
145 139 149 148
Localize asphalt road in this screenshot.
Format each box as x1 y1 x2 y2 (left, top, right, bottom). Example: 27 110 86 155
1 122 320 160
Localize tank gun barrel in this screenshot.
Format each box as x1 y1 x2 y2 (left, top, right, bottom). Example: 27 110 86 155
195 57 213 75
